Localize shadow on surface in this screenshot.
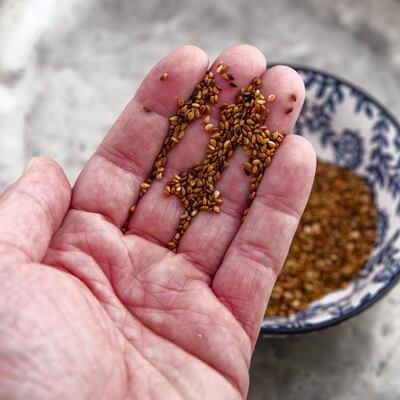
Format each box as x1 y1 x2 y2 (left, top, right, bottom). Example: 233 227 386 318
249 304 380 400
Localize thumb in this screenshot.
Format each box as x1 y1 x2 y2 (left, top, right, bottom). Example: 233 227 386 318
0 157 71 263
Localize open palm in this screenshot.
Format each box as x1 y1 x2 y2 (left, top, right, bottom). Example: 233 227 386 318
0 45 315 400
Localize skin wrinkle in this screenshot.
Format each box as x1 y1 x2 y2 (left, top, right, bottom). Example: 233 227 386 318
12 186 57 230
72 172 131 227
123 274 248 397
0 241 31 263
96 142 147 182
51 210 115 241
0 187 58 262
254 190 303 221
50 236 111 281
172 253 212 283
215 193 248 222
178 252 215 281
126 225 167 247
232 240 280 278
121 238 168 287
120 250 206 308
126 188 182 242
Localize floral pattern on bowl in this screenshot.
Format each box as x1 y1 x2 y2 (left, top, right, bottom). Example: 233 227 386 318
261 66 400 335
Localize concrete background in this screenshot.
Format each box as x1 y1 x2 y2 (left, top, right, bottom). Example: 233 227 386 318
1 0 399 398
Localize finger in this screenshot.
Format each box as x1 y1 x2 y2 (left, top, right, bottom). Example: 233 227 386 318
127 44 266 249
0 157 71 263
212 135 316 346
177 66 306 277
71 45 209 226
261 65 305 131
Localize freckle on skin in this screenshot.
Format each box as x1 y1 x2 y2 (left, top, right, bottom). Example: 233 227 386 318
291 93 297 102
143 105 153 112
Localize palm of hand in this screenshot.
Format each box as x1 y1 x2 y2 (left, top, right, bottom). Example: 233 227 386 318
0 45 314 400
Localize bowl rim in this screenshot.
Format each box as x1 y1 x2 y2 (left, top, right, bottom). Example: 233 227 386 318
261 64 400 336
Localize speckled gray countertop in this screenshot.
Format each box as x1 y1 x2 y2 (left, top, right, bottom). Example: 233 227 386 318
1 0 399 398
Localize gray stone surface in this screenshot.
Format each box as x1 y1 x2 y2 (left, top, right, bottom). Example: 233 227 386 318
1 0 399 398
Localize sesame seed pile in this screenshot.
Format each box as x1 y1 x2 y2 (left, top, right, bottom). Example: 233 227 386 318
140 70 220 188
266 160 377 317
127 61 286 252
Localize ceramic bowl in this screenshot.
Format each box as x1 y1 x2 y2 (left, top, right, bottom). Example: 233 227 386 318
261 66 400 336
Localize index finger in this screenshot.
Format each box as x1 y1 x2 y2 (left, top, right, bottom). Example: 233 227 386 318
71 46 209 226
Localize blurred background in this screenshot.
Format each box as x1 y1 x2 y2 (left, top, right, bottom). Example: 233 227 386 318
1 0 399 398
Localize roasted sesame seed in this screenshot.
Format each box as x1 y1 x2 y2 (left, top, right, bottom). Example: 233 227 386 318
286 106 294 114
205 123 214 132
244 168 252 176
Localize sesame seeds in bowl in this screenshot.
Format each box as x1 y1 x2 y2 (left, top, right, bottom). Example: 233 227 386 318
261 66 400 336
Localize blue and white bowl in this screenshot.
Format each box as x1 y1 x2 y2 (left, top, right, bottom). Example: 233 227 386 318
261 66 400 335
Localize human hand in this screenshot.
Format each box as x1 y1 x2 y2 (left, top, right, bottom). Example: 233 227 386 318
0 45 315 400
